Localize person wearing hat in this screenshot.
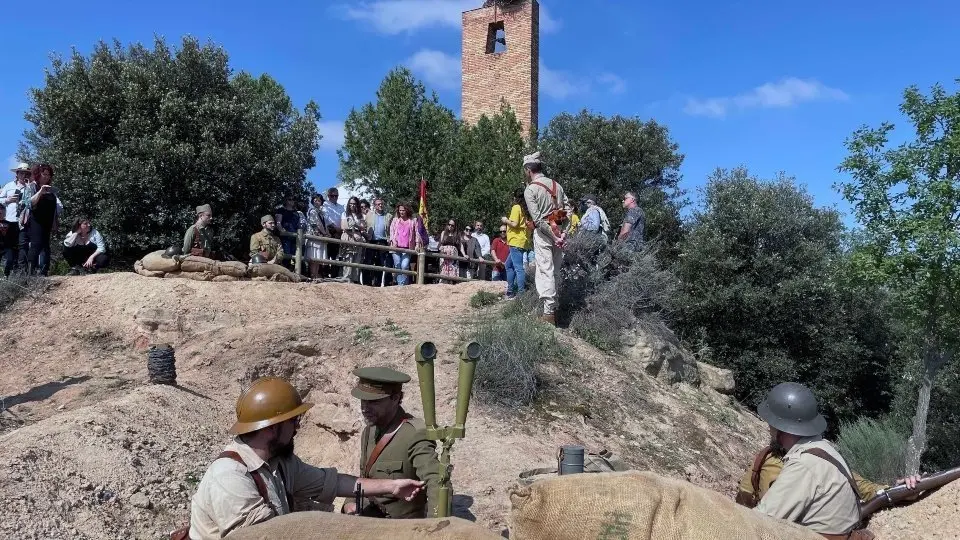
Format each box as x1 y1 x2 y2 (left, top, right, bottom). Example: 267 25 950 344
187 377 423 540
578 194 609 240
182 204 217 259
249 215 284 264
0 162 32 276
522 151 566 325
343 367 442 519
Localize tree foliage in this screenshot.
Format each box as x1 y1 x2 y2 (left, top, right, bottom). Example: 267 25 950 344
674 168 899 426
20 36 320 258
838 80 960 472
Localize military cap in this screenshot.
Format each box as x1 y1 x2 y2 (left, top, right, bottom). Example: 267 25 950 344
196 204 212 215
351 367 411 400
261 214 275 225
522 151 542 166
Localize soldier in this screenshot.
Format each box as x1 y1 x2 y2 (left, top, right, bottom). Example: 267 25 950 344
342 367 442 518
187 377 423 540
522 151 566 326
249 215 284 264
183 204 216 259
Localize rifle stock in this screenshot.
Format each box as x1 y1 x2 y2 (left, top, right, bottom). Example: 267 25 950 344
861 465 960 518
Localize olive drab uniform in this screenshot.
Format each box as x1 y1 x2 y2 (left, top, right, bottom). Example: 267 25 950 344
183 225 215 258
736 446 888 508
249 230 284 262
358 410 442 518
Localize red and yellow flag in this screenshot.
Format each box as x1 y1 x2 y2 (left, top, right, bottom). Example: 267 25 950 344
418 178 429 230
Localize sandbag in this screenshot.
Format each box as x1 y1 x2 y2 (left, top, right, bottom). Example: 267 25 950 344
212 274 240 282
226 511 500 540
141 250 180 273
163 271 182 279
180 255 220 276
177 270 216 281
217 260 249 278
508 471 822 540
133 259 165 278
249 263 300 283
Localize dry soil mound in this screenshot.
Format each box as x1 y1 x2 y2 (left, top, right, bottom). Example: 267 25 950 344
1 273 767 539
868 482 960 539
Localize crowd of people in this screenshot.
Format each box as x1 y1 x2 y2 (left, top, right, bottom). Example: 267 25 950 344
1 162 110 277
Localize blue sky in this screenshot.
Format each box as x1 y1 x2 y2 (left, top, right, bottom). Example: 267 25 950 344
1 0 956 220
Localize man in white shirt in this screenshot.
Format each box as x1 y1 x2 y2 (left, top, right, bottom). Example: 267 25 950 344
0 163 31 276
472 221 491 280
321 187 345 278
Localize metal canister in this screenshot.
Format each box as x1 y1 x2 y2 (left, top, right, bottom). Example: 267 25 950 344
558 445 585 475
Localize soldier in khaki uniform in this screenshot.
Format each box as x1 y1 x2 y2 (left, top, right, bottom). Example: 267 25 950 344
522 151 566 326
343 367 443 518
186 377 423 540
183 204 217 258
249 214 284 263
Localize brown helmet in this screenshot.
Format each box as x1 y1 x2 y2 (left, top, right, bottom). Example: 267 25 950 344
229 377 314 435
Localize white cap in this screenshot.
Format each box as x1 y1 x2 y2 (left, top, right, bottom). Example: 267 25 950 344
522 151 542 166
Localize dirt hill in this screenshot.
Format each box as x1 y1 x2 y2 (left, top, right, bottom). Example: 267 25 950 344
1 273 770 539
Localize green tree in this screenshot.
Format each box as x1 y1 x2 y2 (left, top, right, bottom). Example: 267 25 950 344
20 37 320 258
537 111 686 259
838 81 960 473
674 168 898 425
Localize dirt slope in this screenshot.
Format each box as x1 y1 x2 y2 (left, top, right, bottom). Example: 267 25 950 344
0 273 768 539
869 482 960 539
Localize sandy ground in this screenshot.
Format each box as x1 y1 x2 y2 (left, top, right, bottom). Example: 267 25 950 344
0 273 772 539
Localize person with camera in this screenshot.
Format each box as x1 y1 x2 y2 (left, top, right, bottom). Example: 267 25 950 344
19 163 63 276
63 217 109 275
0 162 32 276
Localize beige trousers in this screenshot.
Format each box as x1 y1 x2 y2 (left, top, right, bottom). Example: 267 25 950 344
533 229 562 314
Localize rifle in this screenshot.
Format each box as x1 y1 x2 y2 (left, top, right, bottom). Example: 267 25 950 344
861 465 960 518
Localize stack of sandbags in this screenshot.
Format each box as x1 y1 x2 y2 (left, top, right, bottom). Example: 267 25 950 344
175 255 221 281
135 250 181 278
216 260 249 281
508 471 822 540
249 262 301 282
134 252 301 283
227 511 501 540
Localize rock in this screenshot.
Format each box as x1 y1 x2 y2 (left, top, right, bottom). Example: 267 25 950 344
622 325 700 386
129 493 152 509
697 361 735 394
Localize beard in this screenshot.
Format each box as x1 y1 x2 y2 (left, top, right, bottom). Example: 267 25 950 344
269 437 295 459
769 433 786 458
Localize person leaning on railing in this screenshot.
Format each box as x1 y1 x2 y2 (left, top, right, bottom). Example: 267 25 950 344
305 194 330 280
388 203 421 286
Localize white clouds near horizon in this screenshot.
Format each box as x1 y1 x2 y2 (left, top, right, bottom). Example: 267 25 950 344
684 78 849 118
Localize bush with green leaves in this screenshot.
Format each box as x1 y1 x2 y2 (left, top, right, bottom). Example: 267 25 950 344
837 416 907 484
20 36 320 259
470 290 501 309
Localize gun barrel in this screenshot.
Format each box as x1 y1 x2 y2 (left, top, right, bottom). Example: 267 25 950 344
454 342 481 430
860 466 960 518
415 341 438 430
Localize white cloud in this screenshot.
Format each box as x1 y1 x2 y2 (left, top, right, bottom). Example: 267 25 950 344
318 121 345 152
338 0 561 34
405 49 461 90
540 62 589 100
598 72 627 94
684 77 849 118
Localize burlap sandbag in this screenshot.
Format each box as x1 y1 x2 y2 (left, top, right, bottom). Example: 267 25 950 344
508 471 822 540
227 511 501 540
249 263 300 283
177 270 216 281
217 260 249 278
180 255 220 276
133 259 165 278
212 274 240 282
141 250 180 273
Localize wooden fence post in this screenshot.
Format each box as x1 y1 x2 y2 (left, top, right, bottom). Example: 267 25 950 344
295 228 304 276
417 250 426 285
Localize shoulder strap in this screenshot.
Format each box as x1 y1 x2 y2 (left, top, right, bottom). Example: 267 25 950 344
802 448 863 507
217 451 281 515
751 446 774 498
363 419 410 477
531 180 558 204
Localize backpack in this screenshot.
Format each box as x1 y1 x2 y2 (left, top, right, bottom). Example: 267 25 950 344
517 449 630 485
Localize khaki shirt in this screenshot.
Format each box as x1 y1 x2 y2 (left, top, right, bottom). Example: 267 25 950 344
755 437 860 535
189 438 338 540
737 449 887 504
359 411 442 518
183 225 215 257
249 230 284 261
523 174 565 239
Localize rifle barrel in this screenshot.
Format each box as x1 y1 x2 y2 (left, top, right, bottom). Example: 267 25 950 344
861 466 960 518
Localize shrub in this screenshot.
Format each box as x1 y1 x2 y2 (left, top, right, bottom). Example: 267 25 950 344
469 290 500 309
837 416 907 484
0 274 51 314
466 313 568 407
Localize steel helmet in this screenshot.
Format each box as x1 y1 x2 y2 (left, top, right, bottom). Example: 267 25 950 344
229 377 314 435
250 254 267 264
162 245 183 259
757 382 827 437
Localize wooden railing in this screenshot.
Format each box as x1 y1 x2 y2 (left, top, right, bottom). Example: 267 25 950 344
277 229 494 285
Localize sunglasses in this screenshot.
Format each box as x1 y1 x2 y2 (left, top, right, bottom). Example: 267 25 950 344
499 229 507 233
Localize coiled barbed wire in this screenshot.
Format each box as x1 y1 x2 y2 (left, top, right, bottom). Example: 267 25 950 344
147 344 177 385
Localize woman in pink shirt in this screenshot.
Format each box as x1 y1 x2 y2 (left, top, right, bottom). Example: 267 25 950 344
389 203 421 285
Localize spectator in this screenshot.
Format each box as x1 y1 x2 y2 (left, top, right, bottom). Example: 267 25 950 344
364 198 393 286
579 194 609 239
20 163 63 276
438 219 459 280
63 217 109 274
360 199 371 216
389 203 421 286
305 194 330 280
500 189 530 299
1 162 31 276
490 225 509 281
322 187 345 278
459 225 480 279
563 201 580 235
340 196 367 282
275 195 300 265
472 221 491 280
618 191 645 250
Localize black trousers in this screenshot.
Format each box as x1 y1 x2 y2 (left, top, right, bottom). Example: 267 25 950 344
363 239 392 285
64 243 110 271
1 221 19 276
24 219 53 276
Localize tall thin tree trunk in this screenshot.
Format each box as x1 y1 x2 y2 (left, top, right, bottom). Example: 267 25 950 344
905 340 947 475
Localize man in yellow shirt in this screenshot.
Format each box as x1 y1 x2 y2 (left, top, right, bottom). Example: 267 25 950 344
500 188 530 299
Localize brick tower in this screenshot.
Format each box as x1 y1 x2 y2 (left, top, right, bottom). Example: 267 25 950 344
461 0 539 136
